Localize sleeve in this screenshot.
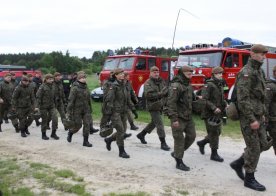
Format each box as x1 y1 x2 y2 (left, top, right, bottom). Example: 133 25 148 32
11 86 20 108
66 86 77 113
236 72 256 122
167 83 179 122
265 83 273 118
144 81 161 100
105 85 115 114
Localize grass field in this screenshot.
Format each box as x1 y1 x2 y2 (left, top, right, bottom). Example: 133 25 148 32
87 74 242 138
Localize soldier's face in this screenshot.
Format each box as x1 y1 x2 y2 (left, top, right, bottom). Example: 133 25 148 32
150 71 159 79
79 77 86 83
4 76 11 82
115 72 125 81
251 52 266 63
214 72 223 80
46 78 54 84
183 71 192 79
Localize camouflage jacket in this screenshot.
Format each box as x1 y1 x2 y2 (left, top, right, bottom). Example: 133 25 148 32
125 80 138 104
236 58 266 122
0 80 13 105
67 81 91 114
36 83 55 109
53 80 66 107
144 77 167 111
201 77 227 119
12 82 36 109
10 79 19 92
167 73 194 121
265 78 276 121
105 79 134 114
102 78 115 100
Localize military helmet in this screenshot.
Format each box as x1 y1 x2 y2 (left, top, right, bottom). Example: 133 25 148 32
99 124 113 138
63 118 75 129
207 116 222 128
226 102 239 121
32 111 41 120
7 111 17 120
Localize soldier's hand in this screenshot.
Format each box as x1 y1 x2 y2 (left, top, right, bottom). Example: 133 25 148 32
250 120 260 130
34 108 39 112
172 121 179 128
0 98 4 104
132 110 138 119
214 108 221 114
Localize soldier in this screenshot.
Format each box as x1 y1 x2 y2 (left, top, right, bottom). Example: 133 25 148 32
12 76 37 137
230 44 269 191
265 65 276 155
66 71 93 147
124 72 139 130
103 68 136 158
197 66 227 162
32 71 42 126
136 66 170 151
167 66 196 171
52 72 66 129
36 74 59 140
0 73 20 132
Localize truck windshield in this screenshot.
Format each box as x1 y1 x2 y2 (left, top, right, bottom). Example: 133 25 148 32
177 52 223 68
103 57 135 70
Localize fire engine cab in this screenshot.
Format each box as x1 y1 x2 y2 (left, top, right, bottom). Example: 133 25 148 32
175 37 276 100
91 50 177 106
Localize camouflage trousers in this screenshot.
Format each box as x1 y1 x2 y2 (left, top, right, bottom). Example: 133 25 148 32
172 118 196 159
40 108 57 133
110 112 127 147
0 104 19 128
52 105 66 130
204 119 222 149
240 115 270 173
266 120 276 149
69 110 90 137
16 107 33 131
127 109 134 124
143 111 165 138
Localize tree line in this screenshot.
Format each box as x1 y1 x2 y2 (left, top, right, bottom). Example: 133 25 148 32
0 47 179 74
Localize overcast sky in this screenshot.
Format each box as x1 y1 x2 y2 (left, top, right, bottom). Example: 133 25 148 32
0 0 275 58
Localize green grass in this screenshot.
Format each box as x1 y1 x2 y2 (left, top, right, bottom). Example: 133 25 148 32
54 169 75 178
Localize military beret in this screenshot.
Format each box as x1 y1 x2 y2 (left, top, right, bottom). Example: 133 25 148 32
44 74 54 81
54 72 61 77
113 68 124 75
273 65 276 72
4 73 12 77
181 65 193 73
212 66 224 74
77 71 86 79
251 44 268 53
150 66 159 72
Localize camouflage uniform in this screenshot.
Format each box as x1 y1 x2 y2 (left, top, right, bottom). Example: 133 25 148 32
125 80 139 130
36 76 57 139
265 75 276 154
0 78 19 131
167 69 196 162
12 79 36 136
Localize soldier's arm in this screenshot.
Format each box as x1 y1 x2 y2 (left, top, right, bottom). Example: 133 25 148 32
202 84 217 111
144 82 160 100
11 86 20 108
167 83 180 122
265 83 274 118
105 85 115 114
66 87 77 114
236 72 256 122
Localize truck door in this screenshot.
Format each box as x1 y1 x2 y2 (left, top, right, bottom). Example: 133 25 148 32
159 59 170 83
223 52 241 90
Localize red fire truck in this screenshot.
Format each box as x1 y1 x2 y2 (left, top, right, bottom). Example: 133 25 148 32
91 50 177 105
175 37 276 100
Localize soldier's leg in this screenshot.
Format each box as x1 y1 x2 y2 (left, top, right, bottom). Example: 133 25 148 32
89 113 99 134
171 119 190 171
184 119 196 151
50 108 59 140
206 121 223 162
137 111 156 144
57 105 66 123
3 109 9 123
25 108 34 135
40 109 50 140
67 112 82 143
127 109 138 130
17 108 27 137
82 112 92 147
267 121 276 155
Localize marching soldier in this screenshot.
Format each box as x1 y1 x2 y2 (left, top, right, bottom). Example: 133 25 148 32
36 74 59 140
103 68 136 158
230 44 269 191
32 71 42 126
0 73 20 132
167 66 196 171
12 75 37 137
136 66 170 151
197 66 227 162
66 71 93 147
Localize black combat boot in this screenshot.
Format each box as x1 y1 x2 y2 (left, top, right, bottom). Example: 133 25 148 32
83 136 92 147
159 137 170 151
230 156 244 180
118 146 130 158
51 130 59 140
4 118 9 124
273 145 276 156
21 129 27 137
137 130 147 144
89 125 99 134
42 132 49 140
171 152 190 171
14 124 20 133
0 123 2 132
104 136 115 151
130 122 139 130
210 149 224 162
124 133 132 139
25 126 30 135
196 138 208 155
244 172 266 191
67 131 73 143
